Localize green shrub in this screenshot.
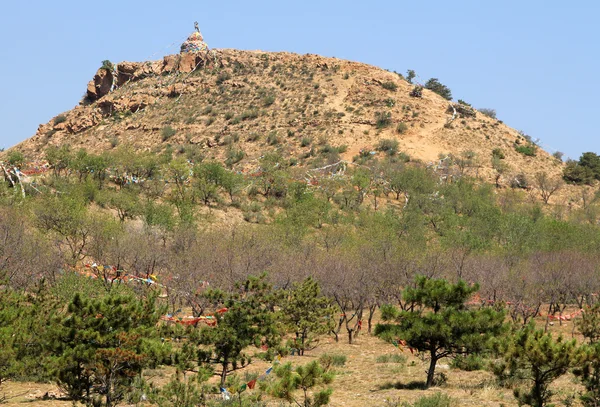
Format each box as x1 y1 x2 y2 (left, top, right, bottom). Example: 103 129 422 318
403 393 454 407
563 160 595 185
240 110 259 121
267 131 280 145
479 108 497 119
375 111 392 129
300 137 312 147
54 115 67 125
410 86 423 98
100 60 114 71
377 139 399 156
515 143 537 157
215 72 231 85
424 78 452 100
161 126 177 141
451 354 485 371
396 122 408 134
511 173 529 189
319 353 347 368
381 81 398 91
263 95 276 107
553 151 564 161
225 148 244 166
246 132 260 142
376 354 407 364
406 70 416 84
492 148 505 159
384 98 396 107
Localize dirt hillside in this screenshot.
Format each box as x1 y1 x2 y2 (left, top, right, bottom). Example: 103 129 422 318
12 48 566 189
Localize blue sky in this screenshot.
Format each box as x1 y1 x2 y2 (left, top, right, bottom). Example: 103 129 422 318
1 0 599 160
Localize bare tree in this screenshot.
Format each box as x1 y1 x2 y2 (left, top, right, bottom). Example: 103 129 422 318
534 171 563 204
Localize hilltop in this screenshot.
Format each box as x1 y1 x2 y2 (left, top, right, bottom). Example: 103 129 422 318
13 48 565 189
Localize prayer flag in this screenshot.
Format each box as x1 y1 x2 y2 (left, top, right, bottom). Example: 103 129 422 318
248 380 257 389
266 367 273 375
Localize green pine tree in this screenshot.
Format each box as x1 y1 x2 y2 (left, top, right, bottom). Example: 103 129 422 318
494 324 578 407
49 293 165 407
269 360 334 407
195 274 280 387
375 276 505 387
281 277 335 356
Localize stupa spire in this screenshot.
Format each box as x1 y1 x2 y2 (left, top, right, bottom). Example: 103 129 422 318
180 22 209 54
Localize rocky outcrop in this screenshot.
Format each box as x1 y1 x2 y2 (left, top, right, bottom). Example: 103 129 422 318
86 68 114 102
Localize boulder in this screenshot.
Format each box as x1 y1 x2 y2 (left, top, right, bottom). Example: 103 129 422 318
116 62 141 87
86 68 114 102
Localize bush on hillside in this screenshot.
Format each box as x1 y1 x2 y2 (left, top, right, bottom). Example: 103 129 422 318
479 108 497 119
375 111 392 129
515 143 537 157
409 85 423 98
381 81 398 91
424 78 452 100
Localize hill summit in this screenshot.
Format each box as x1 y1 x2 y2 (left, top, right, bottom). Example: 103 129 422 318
13 27 565 188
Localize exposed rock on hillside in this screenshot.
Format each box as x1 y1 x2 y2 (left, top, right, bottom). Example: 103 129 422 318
14 48 565 189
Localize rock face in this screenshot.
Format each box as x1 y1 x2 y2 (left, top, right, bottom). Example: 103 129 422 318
86 68 114 102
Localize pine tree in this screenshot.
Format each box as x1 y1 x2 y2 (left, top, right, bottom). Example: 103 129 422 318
574 343 600 407
196 274 280 387
49 293 165 407
269 361 334 407
494 324 578 407
280 277 335 356
375 276 505 387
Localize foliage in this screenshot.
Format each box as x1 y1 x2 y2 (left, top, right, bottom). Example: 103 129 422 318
493 324 578 407
400 393 454 407
280 278 335 356
515 143 537 156
195 274 281 386
574 343 600 407
381 81 398 91
409 86 423 98
377 139 399 156
161 126 177 141
563 160 595 185
49 293 165 407
375 111 392 129
101 60 114 71
406 70 416 84
396 122 408 134
424 78 452 100
269 361 334 407
577 303 600 344
491 148 505 160
478 108 497 119
375 276 505 387
5 150 25 169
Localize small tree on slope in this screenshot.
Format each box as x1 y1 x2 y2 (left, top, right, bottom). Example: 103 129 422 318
375 276 505 388
280 277 335 356
493 324 578 407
